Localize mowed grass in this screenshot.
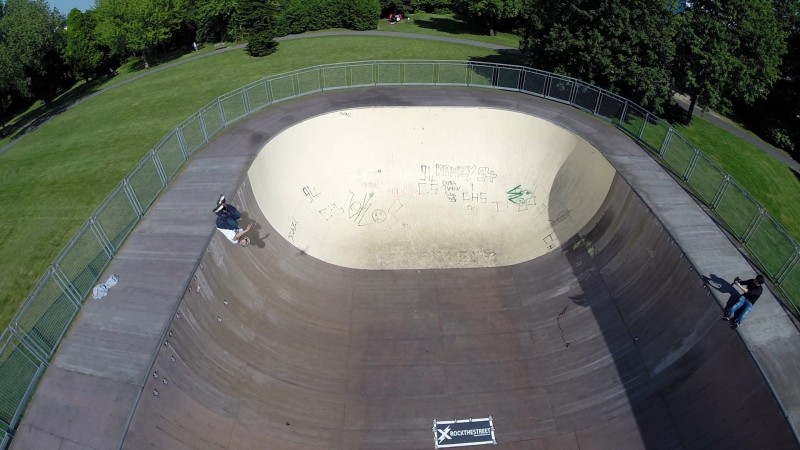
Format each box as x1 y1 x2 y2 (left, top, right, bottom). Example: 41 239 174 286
673 117 800 239
376 12 520 48
0 36 505 330
619 112 800 239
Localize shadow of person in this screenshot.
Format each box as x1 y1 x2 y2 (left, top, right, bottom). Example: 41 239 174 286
238 212 268 249
703 273 743 314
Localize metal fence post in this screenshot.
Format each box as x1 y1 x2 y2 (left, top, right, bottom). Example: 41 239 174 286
175 127 189 160
742 208 766 244
710 175 731 210
658 127 674 159
8 325 50 364
684 149 701 181
6 359 47 430
264 79 273 104
122 178 145 217
50 264 82 308
243 90 251 115
568 82 577 105
592 91 602 115
89 217 114 259
637 112 650 140
776 248 800 284
216 98 226 127
620 101 629 124
544 74 552 98
150 151 169 188
197 113 209 144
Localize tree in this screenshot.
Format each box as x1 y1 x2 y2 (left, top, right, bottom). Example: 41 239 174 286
519 0 676 113
730 0 800 152
65 9 110 81
0 0 69 103
95 0 183 66
454 0 521 36
236 0 278 57
342 0 381 30
673 0 787 124
192 0 236 42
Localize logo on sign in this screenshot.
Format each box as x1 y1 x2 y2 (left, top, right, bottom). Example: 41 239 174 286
432 416 496 448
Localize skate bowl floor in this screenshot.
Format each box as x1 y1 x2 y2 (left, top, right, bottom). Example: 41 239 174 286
251 107 616 269
12 88 800 450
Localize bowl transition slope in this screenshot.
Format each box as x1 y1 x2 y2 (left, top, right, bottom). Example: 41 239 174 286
122 173 795 449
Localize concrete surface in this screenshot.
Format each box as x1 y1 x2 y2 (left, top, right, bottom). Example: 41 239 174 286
11 88 800 450
251 107 615 269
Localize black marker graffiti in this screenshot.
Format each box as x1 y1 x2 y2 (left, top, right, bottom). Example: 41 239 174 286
543 234 556 250
302 186 320 203
441 180 460 202
318 203 344 221
288 218 299 242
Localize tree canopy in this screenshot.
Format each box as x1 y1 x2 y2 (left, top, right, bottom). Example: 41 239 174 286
65 8 112 81
0 0 68 102
454 0 521 36
94 0 184 65
673 0 787 123
519 0 676 113
735 0 800 151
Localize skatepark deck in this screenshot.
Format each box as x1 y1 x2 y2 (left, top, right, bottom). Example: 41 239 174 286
11 88 800 449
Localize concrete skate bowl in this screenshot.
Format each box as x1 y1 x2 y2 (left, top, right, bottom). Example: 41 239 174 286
121 106 795 449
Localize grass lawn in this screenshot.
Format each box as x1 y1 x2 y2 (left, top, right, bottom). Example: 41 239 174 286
0 45 223 148
618 112 800 240
377 12 520 48
674 117 800 239
0 36 508 331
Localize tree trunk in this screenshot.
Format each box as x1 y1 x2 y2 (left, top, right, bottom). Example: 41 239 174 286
685 93 698 125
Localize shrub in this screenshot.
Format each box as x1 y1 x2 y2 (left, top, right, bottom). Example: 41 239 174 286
768 127 797 153
413 0 453 13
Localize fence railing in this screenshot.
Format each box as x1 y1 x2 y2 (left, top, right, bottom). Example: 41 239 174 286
2 60 798 448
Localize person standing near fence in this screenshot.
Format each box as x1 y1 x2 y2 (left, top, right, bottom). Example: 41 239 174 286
723 274 765 329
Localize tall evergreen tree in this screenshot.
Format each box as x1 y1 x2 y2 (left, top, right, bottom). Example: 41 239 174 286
519 0 676 113
236 0 278 57
673 0 787 124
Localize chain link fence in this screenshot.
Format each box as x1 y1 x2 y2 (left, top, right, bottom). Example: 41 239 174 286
1 60 798 448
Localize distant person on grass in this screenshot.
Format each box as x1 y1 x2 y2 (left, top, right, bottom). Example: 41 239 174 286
214 195 252 247
723 274 765 329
